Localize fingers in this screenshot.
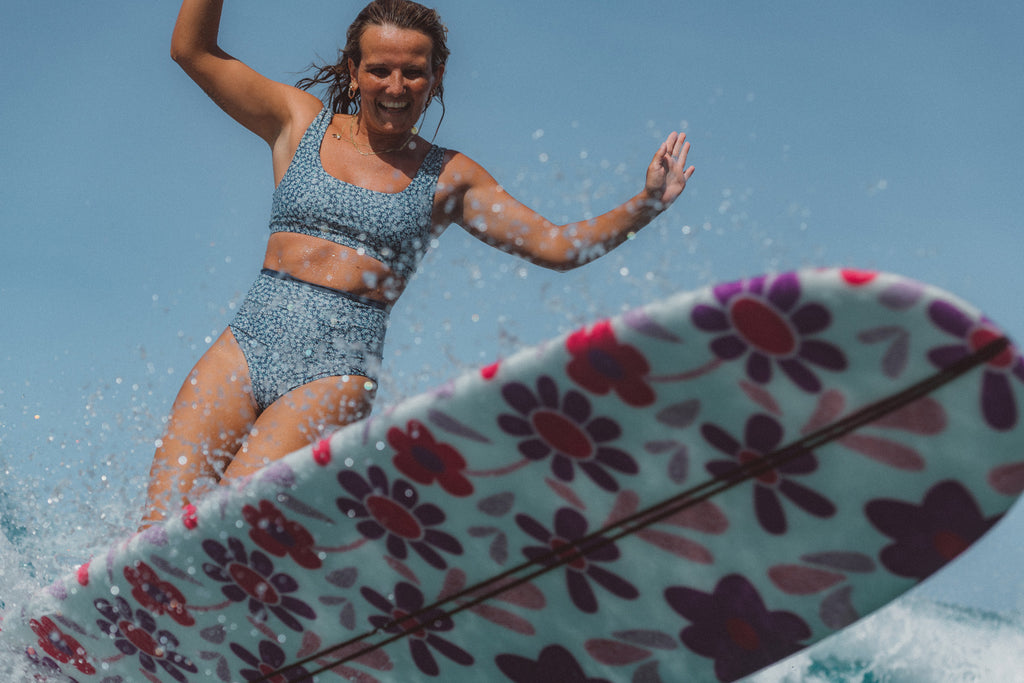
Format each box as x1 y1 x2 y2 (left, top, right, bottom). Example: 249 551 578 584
672 135 690 163
652 137 671 166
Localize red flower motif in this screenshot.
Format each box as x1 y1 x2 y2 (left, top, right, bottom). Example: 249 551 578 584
182 503 198 529
29 616 96 675
76 560 90 586
692 272 847 393
566 320 655 407
336 466 463 569
498 376 637 492
124 561 195 626
312 438 332 465
242 500 322 570
389 420 473 497
840 269 877 286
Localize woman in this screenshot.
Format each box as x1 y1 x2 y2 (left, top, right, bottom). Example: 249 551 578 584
143 0 695 526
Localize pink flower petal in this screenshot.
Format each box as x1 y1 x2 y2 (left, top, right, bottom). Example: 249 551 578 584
803 390 845 434
768 564 845 595
297 629 322 658
481 577 547 610
739 380 782 415
989 461 1024 495
469 603 536 636
871 397 947 435
661 500 729 534
584 639 652 666
603 490 640 526
636 529 713 564
840 434 925 471
384 556 419 585
438 568 467 600
545 477 587 510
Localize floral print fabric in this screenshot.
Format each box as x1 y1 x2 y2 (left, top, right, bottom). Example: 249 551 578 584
5 268 1023 682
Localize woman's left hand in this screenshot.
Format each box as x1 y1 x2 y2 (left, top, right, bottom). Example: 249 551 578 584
644 131 695 208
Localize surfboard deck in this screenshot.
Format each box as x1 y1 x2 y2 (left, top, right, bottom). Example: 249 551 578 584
4 267 1024 682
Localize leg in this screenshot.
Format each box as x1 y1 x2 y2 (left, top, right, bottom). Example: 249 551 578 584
221 374 376 480
141 329 257 527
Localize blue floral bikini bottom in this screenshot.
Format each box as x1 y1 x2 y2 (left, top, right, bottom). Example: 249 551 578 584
229 269 388 412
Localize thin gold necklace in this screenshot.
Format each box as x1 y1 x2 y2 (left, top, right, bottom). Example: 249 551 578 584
333 117 417 156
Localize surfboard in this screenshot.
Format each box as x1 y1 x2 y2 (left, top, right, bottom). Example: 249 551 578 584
4 267 1024 682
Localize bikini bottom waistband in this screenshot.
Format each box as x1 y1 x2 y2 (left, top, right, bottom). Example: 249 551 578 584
259 269 390 311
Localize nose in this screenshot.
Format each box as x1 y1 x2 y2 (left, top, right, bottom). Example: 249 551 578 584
385 71 406 95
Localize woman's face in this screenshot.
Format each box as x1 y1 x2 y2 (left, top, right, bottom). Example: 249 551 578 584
349 24 442 138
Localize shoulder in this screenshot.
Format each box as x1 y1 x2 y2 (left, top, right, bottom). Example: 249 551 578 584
431 149 506 226
284 89 328 134
436 149 498 190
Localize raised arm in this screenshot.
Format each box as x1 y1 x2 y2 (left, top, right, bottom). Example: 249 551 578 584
171 0 311 146
439 131 695 271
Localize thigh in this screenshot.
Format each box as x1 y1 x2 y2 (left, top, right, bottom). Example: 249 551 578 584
164 328 258 447
144 329 257 524
222 374 376 480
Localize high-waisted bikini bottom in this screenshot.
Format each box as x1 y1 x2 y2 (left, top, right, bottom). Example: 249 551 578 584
228 269 388 412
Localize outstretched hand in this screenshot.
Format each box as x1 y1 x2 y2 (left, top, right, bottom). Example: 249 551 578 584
644 131 695 208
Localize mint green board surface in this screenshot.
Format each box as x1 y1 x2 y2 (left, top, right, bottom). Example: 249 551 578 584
4 268 1024 682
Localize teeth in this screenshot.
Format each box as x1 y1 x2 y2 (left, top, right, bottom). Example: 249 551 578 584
380 102 408 110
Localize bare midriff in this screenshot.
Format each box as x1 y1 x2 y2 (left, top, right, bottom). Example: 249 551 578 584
262 232 403 305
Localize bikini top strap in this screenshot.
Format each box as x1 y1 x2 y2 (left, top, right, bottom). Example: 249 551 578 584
295 107 334 161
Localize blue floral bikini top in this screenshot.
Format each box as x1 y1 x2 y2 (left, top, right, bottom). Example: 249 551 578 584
269 107 446 281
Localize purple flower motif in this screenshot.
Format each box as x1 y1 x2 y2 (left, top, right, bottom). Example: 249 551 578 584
361 581 474 676
495 644 613 683
691 272 847 392
927 301 1024 431
702 414 836 535
498 376 638 491
94 596 197 682
666 574 811 682
22 649 86 683
516 507 639 613
202 537 316 631
865 480 1001 580
231 639 313 681
337 465 463 569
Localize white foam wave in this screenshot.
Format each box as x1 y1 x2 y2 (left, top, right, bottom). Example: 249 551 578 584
750 596 1024 682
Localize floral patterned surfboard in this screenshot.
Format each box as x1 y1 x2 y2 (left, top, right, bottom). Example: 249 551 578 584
5 268 1024 683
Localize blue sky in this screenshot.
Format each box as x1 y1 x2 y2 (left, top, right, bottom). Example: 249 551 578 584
1 1 1023 610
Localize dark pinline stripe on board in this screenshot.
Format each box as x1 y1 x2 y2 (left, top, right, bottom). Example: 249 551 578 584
256 335 1011 683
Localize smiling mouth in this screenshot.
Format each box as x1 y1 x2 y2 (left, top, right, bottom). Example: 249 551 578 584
378 101 411 112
